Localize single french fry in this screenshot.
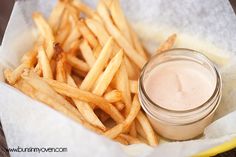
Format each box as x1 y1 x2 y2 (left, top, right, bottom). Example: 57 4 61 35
97 1 147 68
156 34 177 54
33 12 55 60
113 61 132 115
67 75 106 131
43 78 124 123
80 37 114 91
79 40 96 68
78 19 98 48
119 134 141 144
109 0 132 44
104 90 122 103
92 49 123 96
38 46 53 79
56 54 67 83
48 1 65 32
67 55 90 72
129 80 138 94
93 43 102 58
136 111 158 146
104 95 140 139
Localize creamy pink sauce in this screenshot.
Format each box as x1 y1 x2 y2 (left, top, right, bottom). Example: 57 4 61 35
144 60 216 111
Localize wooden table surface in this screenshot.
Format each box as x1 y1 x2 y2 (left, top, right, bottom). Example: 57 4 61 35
0 0 236 157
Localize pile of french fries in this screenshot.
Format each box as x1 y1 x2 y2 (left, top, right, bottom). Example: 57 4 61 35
4 0 176 146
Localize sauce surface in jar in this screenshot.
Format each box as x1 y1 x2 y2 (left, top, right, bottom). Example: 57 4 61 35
144 60 216 111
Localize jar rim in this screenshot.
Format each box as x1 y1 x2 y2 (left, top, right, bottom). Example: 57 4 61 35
139 48 222 114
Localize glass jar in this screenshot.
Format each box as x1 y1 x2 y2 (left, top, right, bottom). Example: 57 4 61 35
138 48 222 140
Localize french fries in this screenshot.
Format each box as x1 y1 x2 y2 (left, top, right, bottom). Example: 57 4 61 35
97 1 147 68
92 50 123 96
79 37 114 91
4 49 37 85
3 0 170 146
104 95 141 139
109 0 132 44
85 18 110 46
43 78 125 124
67 75 106 131
63 10 81 51
33 12 55 60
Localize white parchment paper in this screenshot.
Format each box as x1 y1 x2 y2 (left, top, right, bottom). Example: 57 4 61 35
0 0 236 157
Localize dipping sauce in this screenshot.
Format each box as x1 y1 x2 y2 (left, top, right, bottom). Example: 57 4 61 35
144 60 216 111
138 49 222 140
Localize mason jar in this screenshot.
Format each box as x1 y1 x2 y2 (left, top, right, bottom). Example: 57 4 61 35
138 48 222 140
